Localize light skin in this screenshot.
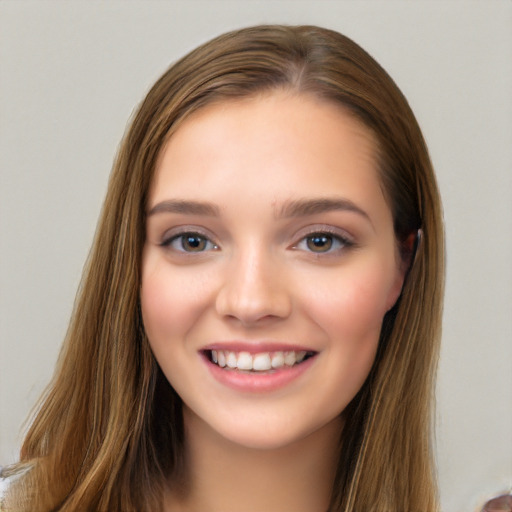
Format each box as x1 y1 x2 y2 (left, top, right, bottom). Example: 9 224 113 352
141 91 406 511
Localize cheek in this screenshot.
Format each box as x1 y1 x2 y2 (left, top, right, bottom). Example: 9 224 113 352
140 263 215 397
303 264 393 338
140 262 209 347
299 263 396 395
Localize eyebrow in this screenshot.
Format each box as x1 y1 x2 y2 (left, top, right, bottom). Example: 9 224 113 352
147 199 220 217
277 197 371 223
147 197 372 225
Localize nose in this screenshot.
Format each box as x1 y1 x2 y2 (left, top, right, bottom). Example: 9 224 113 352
215 246 292 326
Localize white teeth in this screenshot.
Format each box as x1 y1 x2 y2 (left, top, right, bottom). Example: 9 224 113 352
296 350 307 363
284 351 296 366
226 352 237 368
237 352 253 370
253 353 272 371
271 352 285 368
210 349 310 371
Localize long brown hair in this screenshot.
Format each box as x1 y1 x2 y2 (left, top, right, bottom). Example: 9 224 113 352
3 25 444 511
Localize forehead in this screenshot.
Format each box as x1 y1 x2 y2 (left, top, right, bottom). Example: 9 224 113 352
149 91 385 215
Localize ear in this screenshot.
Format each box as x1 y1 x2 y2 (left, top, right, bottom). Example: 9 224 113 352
385 230 420 311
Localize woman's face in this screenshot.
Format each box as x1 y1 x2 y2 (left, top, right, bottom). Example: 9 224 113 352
141 91 405 450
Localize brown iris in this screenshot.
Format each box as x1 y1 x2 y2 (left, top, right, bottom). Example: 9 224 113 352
306 234 333 252
181 234 208 252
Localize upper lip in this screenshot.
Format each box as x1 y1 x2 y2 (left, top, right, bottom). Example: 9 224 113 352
201 341 316 354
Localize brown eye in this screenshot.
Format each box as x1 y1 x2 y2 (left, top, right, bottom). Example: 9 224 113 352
182 234 207 252
164 232 217 253
306 234 334 252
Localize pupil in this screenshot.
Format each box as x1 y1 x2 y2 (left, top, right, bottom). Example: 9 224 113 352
184 235 205 251
307 234 332 252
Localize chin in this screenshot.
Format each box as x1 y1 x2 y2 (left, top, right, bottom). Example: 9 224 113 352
184 405 342 452
221 428 306 451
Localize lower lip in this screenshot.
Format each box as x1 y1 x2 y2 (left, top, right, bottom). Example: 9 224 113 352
201 353 316 393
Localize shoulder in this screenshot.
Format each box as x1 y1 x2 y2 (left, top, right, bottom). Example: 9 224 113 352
0 465 30 511
479 494 512 512
0 467 9 510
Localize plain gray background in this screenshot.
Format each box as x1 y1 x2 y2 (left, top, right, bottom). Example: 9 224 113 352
1 1 511 510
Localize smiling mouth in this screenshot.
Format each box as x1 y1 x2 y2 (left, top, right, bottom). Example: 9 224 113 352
205 349 316 372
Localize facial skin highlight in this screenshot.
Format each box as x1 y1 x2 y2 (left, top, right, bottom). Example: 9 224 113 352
141 91 406 452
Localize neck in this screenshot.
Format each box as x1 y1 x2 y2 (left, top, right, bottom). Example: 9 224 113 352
165 407 342 512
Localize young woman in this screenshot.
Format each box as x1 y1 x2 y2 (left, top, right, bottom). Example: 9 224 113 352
1 25 444 511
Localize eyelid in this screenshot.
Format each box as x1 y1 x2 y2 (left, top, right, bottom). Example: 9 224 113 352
290 225 356 253
159 226 219 250
292 224 355 242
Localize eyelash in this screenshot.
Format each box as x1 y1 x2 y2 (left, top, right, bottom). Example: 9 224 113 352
160 228 354 255
160 231 218 253
292 229 354 255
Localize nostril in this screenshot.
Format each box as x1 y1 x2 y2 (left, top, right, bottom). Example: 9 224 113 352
214 266 292 324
